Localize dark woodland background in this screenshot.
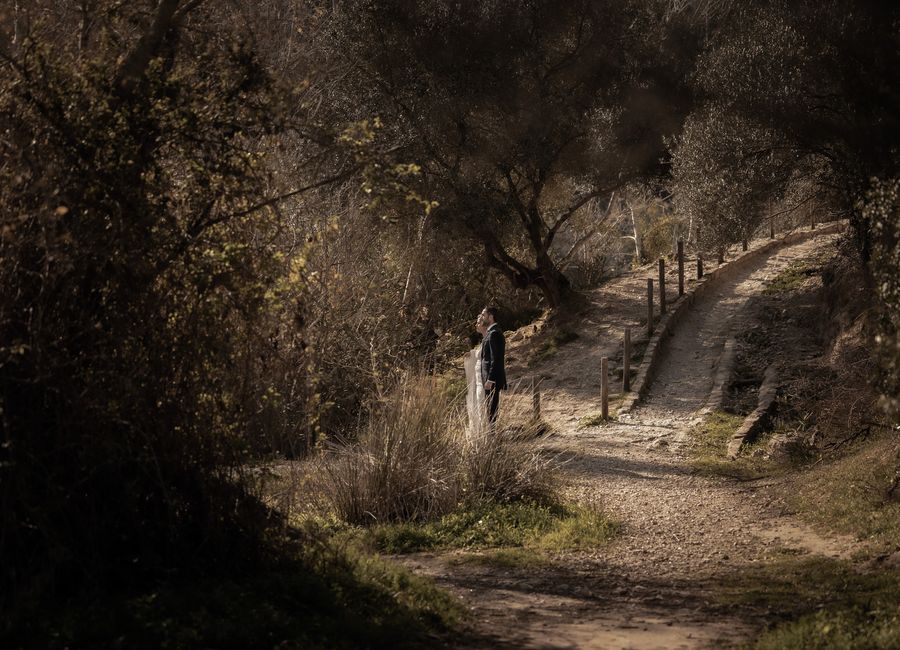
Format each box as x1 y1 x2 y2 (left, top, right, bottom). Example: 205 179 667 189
0 1 897 647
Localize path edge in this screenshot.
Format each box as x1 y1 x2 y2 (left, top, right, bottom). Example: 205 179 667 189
617 220 846 415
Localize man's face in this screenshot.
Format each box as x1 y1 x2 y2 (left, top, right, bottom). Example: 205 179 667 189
480 309 493 326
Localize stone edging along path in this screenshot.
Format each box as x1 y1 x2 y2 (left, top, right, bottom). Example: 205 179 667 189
617 220 847 415
726 363 779 458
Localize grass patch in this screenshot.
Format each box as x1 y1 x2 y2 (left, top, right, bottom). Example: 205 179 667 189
314 375 558 526
578 412 617 428
717 556 900 650
785 433 900 554
451 547 552 569
763 252 831 295
357 499 619 556
685 411 776 480
15 532 465 650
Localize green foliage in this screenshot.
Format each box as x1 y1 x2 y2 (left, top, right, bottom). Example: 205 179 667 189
751 607 900 650
330 0 693 306
788 432 900 554
717 557 900 650
673 105 786 250
0 1 329 631
636 208 686 265
360 499 619 555
762 253 830 295
451 547 552 569
10 533 464 650
863 177 900 417
673 2 899 252
577 412 617 428
685 411 776 480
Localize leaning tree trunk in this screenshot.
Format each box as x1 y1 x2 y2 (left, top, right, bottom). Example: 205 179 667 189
535 252 571 308
478 227 572 308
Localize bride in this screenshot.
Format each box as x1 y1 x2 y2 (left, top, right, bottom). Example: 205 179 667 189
464 315 488 440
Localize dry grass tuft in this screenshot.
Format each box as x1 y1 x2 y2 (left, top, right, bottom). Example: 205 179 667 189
314 375 558 526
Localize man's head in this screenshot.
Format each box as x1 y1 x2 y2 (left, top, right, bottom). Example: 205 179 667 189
481 306 499 327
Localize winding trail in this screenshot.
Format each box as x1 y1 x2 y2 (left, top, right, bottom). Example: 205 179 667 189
409 230 856 649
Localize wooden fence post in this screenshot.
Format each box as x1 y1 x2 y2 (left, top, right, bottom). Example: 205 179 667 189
697 254 704 279
658 258 666 315
810 213 816 230
769 216 775 239
531 377 540 422
623 327 631 392
717 249 724 265
742 239 748 251
601 357 609 421
677 240 684 296
647 278 654 337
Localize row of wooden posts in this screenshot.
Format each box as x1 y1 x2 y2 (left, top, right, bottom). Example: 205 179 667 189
529 213 819 422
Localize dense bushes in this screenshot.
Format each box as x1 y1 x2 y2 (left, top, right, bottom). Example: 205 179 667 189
863 177 900 418
0 2 321 631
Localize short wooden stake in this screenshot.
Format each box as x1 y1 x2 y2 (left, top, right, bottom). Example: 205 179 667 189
697 254 704 279
623 327 632 392
601 357 609 421
742 239 748 252
677 240 685 296
531 377 541 422
658 258 666 315
769 217 775 239
647 278 654 336
717 249 724 265
810 213 816 230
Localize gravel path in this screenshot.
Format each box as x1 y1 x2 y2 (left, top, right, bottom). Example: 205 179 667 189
408 231 858 650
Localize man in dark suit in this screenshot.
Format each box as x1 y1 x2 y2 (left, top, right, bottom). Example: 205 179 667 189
479 306 508 425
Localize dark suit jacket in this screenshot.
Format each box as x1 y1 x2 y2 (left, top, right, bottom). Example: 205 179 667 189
480 324 508 390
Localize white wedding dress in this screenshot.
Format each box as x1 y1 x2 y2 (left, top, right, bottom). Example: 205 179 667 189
464 346 487 440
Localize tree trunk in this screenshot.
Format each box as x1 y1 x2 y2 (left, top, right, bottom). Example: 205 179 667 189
535 253 570 308
629 204 642 262
480 233 571 308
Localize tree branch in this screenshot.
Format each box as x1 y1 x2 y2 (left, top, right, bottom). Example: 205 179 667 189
476 225 535 286
543 185 617 254
116 0 182 94
221 163 363 221
502 166 531 229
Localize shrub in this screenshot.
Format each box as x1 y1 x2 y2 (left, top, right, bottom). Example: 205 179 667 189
459 423 557 505
314 375 558 525
863 177 900 418
0 3 321 630
315 378 462 524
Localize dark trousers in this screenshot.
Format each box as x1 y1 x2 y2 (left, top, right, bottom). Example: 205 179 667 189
487 388 500 425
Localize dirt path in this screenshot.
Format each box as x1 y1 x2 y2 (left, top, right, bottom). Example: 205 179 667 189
409 232 858 649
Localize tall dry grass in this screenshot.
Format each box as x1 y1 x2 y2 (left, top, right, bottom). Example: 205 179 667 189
314 375 557 525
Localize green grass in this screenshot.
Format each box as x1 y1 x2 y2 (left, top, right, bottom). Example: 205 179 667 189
685 410 776 480
438 372 469 401
356 499 619 557
763 252 831 295
716 556 900 650
20 533 465 650
577 411 618 428
786 433 900 555
450 547 552 569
